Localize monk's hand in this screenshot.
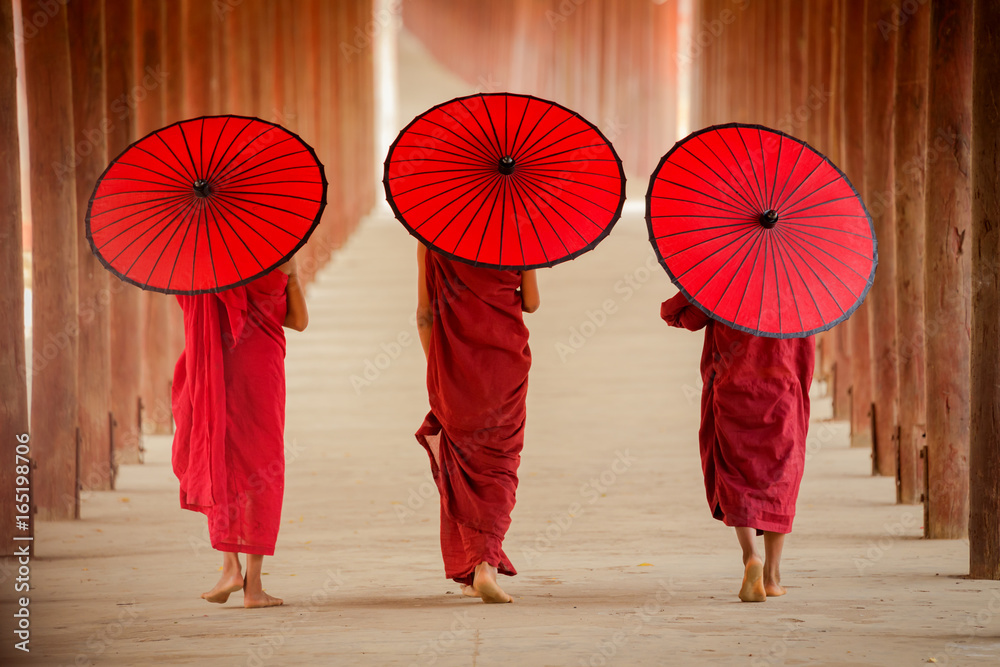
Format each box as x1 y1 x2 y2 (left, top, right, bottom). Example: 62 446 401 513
278 257 297 276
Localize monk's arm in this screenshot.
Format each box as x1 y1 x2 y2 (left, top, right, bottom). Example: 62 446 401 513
660 291 708 331
416 243 434 359
519 269 540 313
278 258 309 331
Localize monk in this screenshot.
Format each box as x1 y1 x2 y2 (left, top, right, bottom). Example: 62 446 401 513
171 257 308 609
661 291 814 602
415 243 540 603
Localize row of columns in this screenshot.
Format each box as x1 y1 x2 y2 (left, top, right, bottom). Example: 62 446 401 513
1 0 377 552
403 0 680 182
692 0 999 577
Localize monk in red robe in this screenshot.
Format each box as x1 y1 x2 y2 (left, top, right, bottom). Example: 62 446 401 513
661 291 814 602
415 244 540 603
172 258 308 608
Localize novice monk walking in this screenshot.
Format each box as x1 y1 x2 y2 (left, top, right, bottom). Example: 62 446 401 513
172 258 308 608
661 291 814 602
415 244 540 603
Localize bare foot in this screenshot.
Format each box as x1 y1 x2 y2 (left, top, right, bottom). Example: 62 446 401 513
201 573 243 604
739 556 766 602
473 562 512 604
460 584 479 598
764 580 786 597
243 589 284 609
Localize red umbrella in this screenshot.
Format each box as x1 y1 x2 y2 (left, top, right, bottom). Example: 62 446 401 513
647 123 876 338
87 115 327 294
383 92 626 270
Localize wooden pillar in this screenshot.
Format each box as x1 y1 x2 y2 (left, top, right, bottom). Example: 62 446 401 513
1 0 29 552
970 0 1000 580
162 0 185 369
843 0 873 449
893 1 930 505
23 0 79 520
68 0 113 492
864 0 899 478
136 0 173 436
924 0 973 539
106 1 142 465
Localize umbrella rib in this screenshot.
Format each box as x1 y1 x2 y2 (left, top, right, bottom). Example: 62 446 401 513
479 95 507 160
732 229 766 325
485 175 507 264
203 116 231 183
652 213 760 220
737 128 766 211
515 175 589 245
781 220 873 239
217 164 322 188
517 127 592 165
89 192 192 219
774 228 848 316
433 175 502 245
758 231 774 333
665 224 756 263
212 135 296 186
115 198 197 277
510 178 552 264
418 117 497 163
509 96 531 160
180 122 202 182
773 159 823 214
651 181 755 216
474 176 507 264
217 193 317 224
207 126 284 184
510 104 553 158
100 196 194 255
92 188 193 200
399 172 496 220
391 142 496 167
693 135 761 212
778 175 843 214
650 193 757 218
205 196 264 278
778 225 874 265
771 141 806 211
389 171 492 200
520 159 621 170
772 233 807 332
507 177 532 265
402 131 497 165
517 176 605 232
109 161 189 187
513 178 576 257
449 101 502 161
777 225 866 285
516 115 575 163
523 174 616 218
165 197 200 290
716 130 764 212
132 145 197 186
209 196 286 261
199 201 219 290
202 118 256 182
213 195 310 236
154 132 197 183
690 226 762 307
520 171 623 199
98 176 192 189
653 221 749 240
782 213 868 220
782 194 860 219
757 128 769 211
199 118 206 182
203 197 244 281
518 141 610 166
674 147 760 214
213 190 326 204
214 145 305 187
768 133 783 210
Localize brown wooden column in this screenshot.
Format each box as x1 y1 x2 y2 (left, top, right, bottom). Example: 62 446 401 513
843 0 873 449
182 0 213 117
68 0 113 492
893 2 930 505
970 0 1000 580
1 0 29 552
924 0 973 539
106 1 142 465
23 0 79 520
864 0 899 478
136 0 173 436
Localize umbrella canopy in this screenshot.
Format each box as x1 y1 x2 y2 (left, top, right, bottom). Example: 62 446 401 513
647 123 876 338
87 115 327 295
383 92 626 270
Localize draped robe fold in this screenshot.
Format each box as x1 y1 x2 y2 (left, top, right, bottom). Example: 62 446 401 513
171 270 288 555
417 251 531 584
661 292 814 534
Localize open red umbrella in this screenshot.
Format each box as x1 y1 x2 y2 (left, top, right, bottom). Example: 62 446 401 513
87 115 327 294
383 92 626 270
647 123 876 338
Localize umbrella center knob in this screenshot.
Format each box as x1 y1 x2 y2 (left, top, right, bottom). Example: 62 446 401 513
193 180 212 198
759 210 778 229
498 156 516 175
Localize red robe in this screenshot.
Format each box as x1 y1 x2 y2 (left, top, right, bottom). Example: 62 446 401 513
661 292 814 534
172 270 288 555
417 250 531 585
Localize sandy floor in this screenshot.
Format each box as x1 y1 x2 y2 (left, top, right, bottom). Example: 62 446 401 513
4 29 999 667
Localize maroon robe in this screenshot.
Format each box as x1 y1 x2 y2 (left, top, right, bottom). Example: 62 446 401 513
172 270 288 555
417 250 531 585
661 292 814 534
